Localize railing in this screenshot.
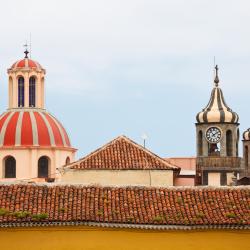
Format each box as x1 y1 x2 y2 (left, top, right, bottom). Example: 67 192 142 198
197 157 242 169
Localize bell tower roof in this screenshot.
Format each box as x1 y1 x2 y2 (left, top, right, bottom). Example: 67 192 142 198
243 128 250 141
196 65 239 124
8 49 45 73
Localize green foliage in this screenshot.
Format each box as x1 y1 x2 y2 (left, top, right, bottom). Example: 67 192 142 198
153 216 164 222
97 210 103 216
112 209 119 215
176 197 183 204
226 213 237 219
196 212 205 218
58 207 67 212
32 213 48 220
13 211 31 219
127 216 134 222
0 208 9 216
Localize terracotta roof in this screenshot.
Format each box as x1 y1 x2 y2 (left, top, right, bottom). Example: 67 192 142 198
0 184 249 229
69 135 179 170
10 58 44 71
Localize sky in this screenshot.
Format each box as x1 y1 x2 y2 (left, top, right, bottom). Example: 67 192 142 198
0 0 250 159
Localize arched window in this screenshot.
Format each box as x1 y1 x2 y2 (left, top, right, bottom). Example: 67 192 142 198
9 77 13 108
18 77 24 107
198 131 203 156
65 157 70 165
4 156 16 178
236 129 240 157
29 77 36 107
226 130 233 156
208 143 220 156
38 156 49 178
245 146 249 168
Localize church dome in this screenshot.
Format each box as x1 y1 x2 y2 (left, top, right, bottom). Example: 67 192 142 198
10 58 43 71
9 49 44 72
196 65 239 124
0 109 71 148
243 128 250 141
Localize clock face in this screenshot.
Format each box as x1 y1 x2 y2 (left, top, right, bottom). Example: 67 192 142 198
206 127 222 143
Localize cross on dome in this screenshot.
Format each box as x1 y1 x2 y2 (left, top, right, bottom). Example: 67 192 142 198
23 43 29 58
214 64 219 86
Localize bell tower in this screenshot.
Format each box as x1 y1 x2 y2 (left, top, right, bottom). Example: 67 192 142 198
7 48 46 109
195 66 241 186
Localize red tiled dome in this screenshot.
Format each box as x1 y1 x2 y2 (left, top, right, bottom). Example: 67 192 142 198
0 110 71 148
10 58 43 71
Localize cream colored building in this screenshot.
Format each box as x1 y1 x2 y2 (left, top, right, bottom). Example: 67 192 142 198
59 135 180 187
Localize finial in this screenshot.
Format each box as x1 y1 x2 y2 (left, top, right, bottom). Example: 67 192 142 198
214 64 219 86
23 43 29 58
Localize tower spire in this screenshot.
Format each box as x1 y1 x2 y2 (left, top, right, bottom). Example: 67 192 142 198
214 65 219 87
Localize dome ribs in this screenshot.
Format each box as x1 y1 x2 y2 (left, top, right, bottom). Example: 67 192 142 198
9 58 44 71
3 112 19 146
197 87 239 124
33 112 51 146
44 113 64 147
21 112 33 145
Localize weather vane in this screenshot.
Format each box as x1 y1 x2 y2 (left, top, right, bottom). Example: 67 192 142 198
141 133 148 148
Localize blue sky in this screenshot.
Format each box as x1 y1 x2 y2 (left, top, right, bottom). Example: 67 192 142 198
0 0 250 158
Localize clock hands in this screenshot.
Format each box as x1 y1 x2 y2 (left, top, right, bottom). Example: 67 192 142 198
206 127 221 143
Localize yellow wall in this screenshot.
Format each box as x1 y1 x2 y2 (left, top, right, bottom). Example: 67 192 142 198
0 226 249 250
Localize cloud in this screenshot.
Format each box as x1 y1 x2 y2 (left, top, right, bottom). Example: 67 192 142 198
1 0 250 156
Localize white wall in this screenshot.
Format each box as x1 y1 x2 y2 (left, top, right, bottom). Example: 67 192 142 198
208 172 220 186
59 169 174 187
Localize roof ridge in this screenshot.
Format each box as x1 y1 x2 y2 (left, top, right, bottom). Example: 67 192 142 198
67 135 126 168
120 135 179 169
1 183 250 190
68 135 180 170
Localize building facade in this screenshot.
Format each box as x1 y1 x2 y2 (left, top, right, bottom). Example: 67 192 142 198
60 135 180 186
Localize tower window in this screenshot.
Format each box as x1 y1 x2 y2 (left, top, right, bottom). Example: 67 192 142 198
236 129 239 157
4 156 16 178
18 77 24 107
65 157 70 165
198 131 203 156
245 146 249 168
226 130 233 156
38 156 49 178
29 77 36 107
208 143 220 156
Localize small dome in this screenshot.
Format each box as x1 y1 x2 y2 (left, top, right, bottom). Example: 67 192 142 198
243 128 250 141
0 109 71 148
10 58 44 71
196 66 239 124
